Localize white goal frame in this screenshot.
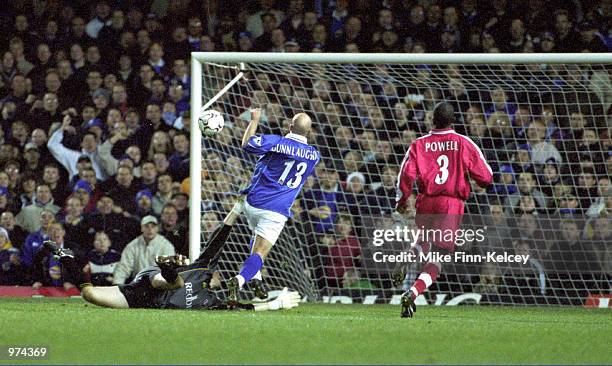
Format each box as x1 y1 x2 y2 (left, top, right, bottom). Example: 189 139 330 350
188 52 611 262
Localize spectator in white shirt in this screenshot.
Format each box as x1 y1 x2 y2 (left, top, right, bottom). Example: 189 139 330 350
47 115 107 180
112 215 175 284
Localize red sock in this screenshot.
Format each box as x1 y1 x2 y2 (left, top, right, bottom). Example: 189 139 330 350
409 262 439 300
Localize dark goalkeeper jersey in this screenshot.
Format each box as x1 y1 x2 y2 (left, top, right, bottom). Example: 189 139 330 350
157 266 224 309
124 266 223 309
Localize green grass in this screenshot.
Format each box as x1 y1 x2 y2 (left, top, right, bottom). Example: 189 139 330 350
0 297 610 365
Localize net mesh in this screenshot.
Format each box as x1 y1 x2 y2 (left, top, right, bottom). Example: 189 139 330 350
199 60 612 305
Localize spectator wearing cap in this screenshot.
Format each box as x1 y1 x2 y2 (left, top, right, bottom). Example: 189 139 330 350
284 37 300 52
0 226 22 285
72 177 93 200
238 31 255 52
112 215 175 285
578 21 608 52
493 164 518 196
84 117 105 143
92 88 111 119
22 142 43 177
159 202 187 255
337 171 366 217
70 167 99 213
16 184 60 233
1 211 27 250
47 114 107 180
537 31 556 52
135 188 154 219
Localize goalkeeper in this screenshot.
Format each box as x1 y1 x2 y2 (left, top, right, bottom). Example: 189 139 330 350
44 202 300 312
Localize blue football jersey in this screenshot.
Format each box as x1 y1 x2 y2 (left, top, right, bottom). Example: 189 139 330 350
243 133 320 217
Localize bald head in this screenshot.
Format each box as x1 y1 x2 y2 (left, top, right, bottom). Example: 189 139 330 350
291 112 312 135
433 102 455 129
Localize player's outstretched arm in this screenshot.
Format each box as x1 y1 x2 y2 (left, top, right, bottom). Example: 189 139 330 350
241 108 262 148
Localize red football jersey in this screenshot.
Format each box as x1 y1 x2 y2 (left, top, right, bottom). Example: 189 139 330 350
396 128 493 207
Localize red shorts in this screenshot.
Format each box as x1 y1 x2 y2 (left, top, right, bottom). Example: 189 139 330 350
414 195 464 252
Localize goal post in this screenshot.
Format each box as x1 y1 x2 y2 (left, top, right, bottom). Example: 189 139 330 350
190 52 611 305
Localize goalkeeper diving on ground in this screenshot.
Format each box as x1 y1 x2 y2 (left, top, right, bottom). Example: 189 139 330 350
42 202 300 311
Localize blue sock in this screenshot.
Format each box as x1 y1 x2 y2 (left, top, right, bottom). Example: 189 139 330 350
239 253 263 284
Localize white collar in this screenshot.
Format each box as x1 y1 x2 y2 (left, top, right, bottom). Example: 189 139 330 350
285 132 307 143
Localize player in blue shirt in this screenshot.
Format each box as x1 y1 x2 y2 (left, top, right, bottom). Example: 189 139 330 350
228 108 320 300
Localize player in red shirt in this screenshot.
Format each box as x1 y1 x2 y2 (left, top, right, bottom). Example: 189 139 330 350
395 102 493 318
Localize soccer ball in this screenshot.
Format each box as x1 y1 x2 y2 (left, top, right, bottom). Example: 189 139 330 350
198 109 224 137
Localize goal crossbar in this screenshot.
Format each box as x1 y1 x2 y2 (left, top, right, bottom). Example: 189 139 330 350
191 52 612 65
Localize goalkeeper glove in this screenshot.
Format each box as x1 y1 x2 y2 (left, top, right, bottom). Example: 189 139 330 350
257 287 301 311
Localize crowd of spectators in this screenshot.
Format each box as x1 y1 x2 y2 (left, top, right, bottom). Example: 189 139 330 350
0 0 610 301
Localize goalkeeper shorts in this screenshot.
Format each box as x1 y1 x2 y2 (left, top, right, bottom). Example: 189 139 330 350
244 201 288 245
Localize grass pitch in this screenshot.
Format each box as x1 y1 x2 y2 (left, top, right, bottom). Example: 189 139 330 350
1 297 610 365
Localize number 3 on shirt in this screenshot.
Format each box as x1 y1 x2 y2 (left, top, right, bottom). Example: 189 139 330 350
435 154 449 185
278 160 307 188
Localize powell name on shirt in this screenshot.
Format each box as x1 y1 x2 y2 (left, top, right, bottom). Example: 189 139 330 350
425 140 459 152
270 144 318 160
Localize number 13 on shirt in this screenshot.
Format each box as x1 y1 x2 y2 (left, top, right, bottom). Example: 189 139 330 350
278 159 308 188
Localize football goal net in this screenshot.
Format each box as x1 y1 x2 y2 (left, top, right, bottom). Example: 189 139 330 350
190 52 611 306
